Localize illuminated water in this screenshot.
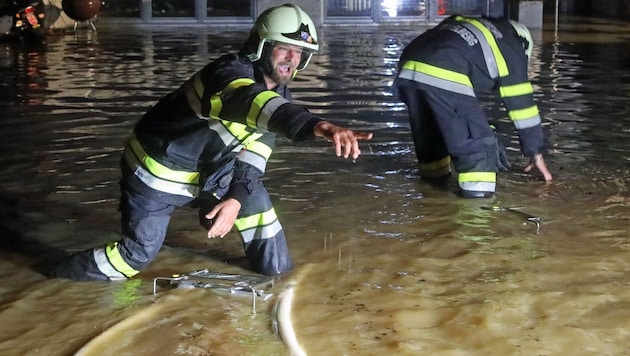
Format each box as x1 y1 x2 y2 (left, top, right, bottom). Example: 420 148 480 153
0 17 629 355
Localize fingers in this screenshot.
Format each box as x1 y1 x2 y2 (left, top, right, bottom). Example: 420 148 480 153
206 199 241 238
332 131 373 160
206 207 227 238
524 155 553 182
536 160 553 181
207 220 229 239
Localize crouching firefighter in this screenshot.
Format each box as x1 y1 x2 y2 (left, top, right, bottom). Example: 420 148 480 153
394 15 552 198
51 4 373 281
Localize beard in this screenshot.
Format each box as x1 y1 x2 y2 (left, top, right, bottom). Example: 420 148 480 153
263 60 294 86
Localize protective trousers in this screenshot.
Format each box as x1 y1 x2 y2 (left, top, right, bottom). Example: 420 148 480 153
397 84 499 198
52 171 293 281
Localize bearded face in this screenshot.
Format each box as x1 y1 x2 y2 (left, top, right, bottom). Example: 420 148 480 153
262 42 306 87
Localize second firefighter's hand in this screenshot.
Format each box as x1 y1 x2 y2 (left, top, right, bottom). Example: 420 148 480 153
205 198 241 238
524 154 553 182
313 121 373 160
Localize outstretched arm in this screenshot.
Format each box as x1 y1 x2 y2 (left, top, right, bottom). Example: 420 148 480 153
313 121 373 160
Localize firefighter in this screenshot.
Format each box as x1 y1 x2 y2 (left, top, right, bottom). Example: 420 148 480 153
51 4 373 281
394 15 552 198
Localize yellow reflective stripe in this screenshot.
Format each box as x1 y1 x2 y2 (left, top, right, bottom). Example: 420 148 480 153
239 220 283 243
224 121 254 141
459 171 496 183
234 208 278 231
129 135 200 184
419 156 451 172
93 242 139 279
508 105 539 121
105 242 139 278
246 91 282 128
499 82 533 97
402 60 472 87
209 78 256 119
210 93 222 118
255 96 289 131
124 147 199 197
244 139 272 160
456 16 509 77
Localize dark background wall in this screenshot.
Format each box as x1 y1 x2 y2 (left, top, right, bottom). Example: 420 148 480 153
542 0 630 21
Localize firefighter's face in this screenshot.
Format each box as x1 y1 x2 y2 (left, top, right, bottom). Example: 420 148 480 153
265 42 305 87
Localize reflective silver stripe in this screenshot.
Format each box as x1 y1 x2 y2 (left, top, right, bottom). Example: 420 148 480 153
239 220 283 244
459 181 496 192
92 247 127 280
513 115 541 129
398 68 476 97
124 148 200 197
459 22 499 79
237 149 267 173
257 96 290 131
211 120 241 146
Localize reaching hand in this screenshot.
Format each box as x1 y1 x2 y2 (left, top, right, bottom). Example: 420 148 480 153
204 198 241 238
313 121 373 160
524 154 553 182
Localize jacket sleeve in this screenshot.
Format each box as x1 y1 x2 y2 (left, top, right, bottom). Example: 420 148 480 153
498 62 546 157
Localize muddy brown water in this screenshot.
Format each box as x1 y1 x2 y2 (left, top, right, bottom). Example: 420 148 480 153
0 17 629 355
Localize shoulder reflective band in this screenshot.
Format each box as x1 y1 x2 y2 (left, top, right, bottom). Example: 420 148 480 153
455 16 509 78
398 60 475 97
209 78 256 119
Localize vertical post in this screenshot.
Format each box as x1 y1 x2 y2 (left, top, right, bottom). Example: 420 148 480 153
140 0 151 23
555 0 559 36
427 0 438 23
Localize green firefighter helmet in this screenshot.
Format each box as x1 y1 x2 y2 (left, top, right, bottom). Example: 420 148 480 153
509 20 533 59
247 4 319 71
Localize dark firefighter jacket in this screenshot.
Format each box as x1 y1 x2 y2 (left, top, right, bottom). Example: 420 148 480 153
396 15 545 158
124 53 322 205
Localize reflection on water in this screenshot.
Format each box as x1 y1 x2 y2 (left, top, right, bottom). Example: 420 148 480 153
1 17 630 355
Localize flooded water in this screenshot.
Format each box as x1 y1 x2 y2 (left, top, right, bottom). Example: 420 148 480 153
1 16 629 355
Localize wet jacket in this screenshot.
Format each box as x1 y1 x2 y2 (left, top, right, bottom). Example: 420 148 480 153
396 15 545 157
124 53 322 205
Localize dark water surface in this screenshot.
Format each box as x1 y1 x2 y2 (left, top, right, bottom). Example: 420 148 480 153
0 17 629 355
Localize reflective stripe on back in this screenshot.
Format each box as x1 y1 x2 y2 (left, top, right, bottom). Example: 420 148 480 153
455 16 509 78
399 61 476 97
